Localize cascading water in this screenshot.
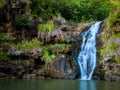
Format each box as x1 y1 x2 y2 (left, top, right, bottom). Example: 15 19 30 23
77 21 102 80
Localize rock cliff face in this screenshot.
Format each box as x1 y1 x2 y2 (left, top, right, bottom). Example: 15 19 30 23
0 0 92 79
94 17 120 81
0 19 91 79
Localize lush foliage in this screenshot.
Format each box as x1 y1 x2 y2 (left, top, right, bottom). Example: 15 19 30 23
38 20 55 32
108 6 120 27
99 5 120 64
0 33 8 41
12 39 43 50
0 33 14 42
30 0 119 22
0 0 5 8
43 48 55 64
16 14 32 28
1 0 119 22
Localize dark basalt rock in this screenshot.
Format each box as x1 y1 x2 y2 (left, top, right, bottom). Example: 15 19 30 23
0 0 92 79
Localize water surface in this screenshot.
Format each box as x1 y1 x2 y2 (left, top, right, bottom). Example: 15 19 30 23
0 79 120 90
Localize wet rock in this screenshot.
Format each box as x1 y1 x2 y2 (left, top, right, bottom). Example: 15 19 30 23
37 19 91 44
23 74 36 79
39 55 77 79
7 48 23 56
7 48 43 60
40 55 66 79
0 73 6 78
50 45 71 54
30 48 43 59
0 60 36 79
103 57 114 62
65 69 74 79
105 74 120 81
53 17 67 26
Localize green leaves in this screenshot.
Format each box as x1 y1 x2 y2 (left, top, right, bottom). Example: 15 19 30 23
38 20 55 32
0 0 5 8
30 0 119 22
12 40 43 51
16 14 32 28
108 6 120 27
0 33 8 41
43 49 52 63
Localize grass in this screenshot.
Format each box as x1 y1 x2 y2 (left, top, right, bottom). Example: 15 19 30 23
38 20 56 32
55 43 72 48
108 6 120 27
115 58 120 63
116 33 120 37
12 39 43 51
0 33 14 42
99 48 105 57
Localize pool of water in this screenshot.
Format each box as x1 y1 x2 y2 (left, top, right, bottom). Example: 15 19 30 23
0 79 120 90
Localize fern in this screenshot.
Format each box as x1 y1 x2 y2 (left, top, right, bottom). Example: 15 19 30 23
38 20 55 32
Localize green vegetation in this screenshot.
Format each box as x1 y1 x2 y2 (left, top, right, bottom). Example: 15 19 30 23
16 14 32 28
0 33 14 42
30 0 119 22
99 5 120 64
116 33 120 37
99 48 104 57
0 52 7 60
12 39 43 51
108 6 120 27
42 43 72 63
99 38 119 57
0 33 8 41
38 20 55 32
0 0 5 8
115 58 120 63
43 48 55 64
107 43 118 53
10 41 71 63
1 0 120 23
55 43 72 48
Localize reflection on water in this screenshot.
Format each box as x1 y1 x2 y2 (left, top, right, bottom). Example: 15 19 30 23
0 79 120 90
79 80 96 90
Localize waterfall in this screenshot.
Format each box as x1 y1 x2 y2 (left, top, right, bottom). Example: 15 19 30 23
77 21 102 80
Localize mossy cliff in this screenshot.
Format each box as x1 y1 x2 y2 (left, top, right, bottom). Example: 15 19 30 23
95 6 120 81
0 0 93 79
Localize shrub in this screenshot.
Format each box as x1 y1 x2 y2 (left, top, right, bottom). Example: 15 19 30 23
116 58 120 63
30 0 118 22
38 20 55 32
43 49 51 63
12 39 43 50
108 6 120 27
43 47 55 63
0 33 8 41
16 14 32 28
